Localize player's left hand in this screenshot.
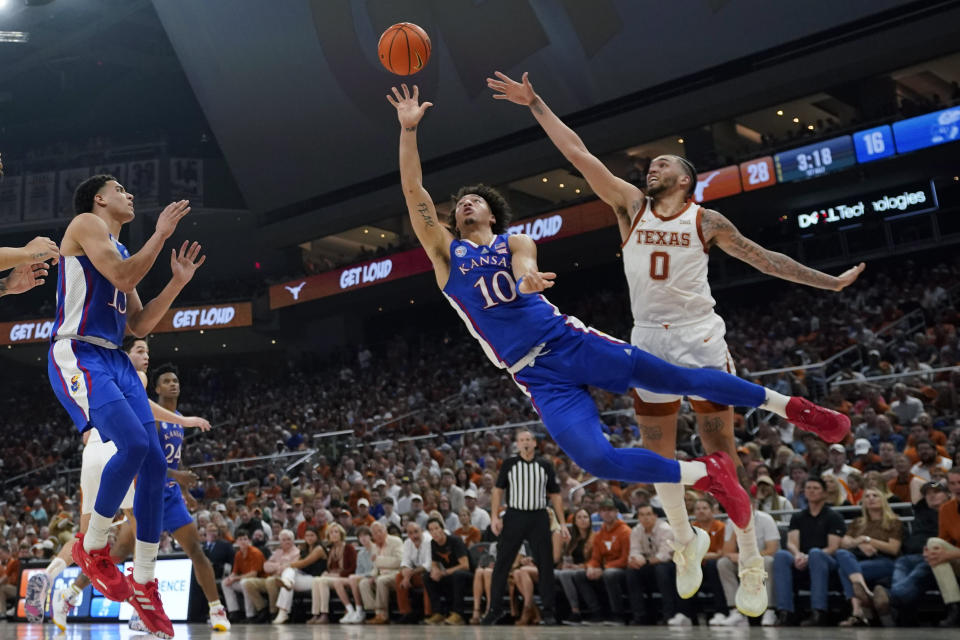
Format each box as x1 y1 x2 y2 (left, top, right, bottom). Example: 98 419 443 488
517 271 556 294
170 240 206 286
834 262 865 291
0 262 49 296
487 71 536 106
183 416 212 431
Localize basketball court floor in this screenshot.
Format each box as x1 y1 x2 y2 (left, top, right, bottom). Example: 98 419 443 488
5 623 960 640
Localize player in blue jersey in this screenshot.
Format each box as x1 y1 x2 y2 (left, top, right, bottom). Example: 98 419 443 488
387 83 849 538
46 174 205 639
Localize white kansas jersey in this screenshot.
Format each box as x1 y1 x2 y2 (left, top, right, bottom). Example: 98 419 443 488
621 198 716 327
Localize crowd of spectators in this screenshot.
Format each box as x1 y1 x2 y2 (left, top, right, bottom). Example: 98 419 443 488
0 252 959 627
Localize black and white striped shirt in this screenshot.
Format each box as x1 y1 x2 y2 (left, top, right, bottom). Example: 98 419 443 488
496 455 560 511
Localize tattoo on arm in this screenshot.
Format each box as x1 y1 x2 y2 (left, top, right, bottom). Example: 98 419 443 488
700 416 725 434
416 202 434 228
31 252 45 260
705 209 837 289
530 99 544 116
640 424 662 441
405 126 417 132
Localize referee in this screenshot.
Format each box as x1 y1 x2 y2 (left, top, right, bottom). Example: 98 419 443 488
481 427 568 625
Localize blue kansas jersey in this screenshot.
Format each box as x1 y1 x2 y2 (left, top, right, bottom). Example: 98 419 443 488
441 234 568 369
159 412 184 489
52 234 130 347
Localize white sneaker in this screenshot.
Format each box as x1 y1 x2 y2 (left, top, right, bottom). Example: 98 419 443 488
210 605 232 631
761 609 777 626
352 609 366 623
725 610 749 627
708 611 730 626
735 555 768 617
129 613 148 632
272 609 289 625
51 588 77 632
667 612 693 626
670 527 709 599
339 609 358 624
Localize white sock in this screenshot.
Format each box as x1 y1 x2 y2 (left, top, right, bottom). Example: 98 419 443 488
678 460 707 485
209 599 223 611
68 582 83 598
655 482 694 545
84 513 113 551
45 556 67 579
759 390 789 417
132 541 159 584
735 512 760 562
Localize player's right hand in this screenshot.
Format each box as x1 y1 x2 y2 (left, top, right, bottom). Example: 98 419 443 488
487 71 536 106
386 84 433 129
155 200 191 239
834 262 865 291
518 271 556 294
23 236 59 265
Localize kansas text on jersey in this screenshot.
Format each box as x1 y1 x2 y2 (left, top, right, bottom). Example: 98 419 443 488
441 234 572 371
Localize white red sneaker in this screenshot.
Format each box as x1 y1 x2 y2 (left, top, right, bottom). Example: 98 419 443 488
23 572 50 622
71 533 131 602
209 605 231 631
786 397 850 443
51 587 78 631
126 572 174 639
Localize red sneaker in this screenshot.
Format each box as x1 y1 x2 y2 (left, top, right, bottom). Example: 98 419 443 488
692 451 751 529
786 397 850 443
127 571 174 639
71 533 132 602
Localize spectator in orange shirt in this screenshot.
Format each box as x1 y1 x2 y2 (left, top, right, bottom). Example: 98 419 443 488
221 531 266 622
348 480 371 513
571 499 630 624
353 499 376 529
454 508 481 547
0 542 20 617
904 422 950 463
888 454 925 505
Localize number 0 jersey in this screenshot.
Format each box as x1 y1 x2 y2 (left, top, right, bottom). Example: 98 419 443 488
52 234 130 347
621 198 717 327
441 234 569 370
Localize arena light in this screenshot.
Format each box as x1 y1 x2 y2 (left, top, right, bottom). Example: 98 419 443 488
776 110 784 116
0 31 30 43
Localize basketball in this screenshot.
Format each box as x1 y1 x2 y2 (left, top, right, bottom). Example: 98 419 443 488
378 22 431 76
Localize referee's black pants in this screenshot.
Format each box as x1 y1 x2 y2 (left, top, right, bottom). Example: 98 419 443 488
489 508 556 614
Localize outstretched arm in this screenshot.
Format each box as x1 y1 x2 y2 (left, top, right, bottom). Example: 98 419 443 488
386 84 453 273
126 241 206 337
0 237 59 271
488 71 643 237
700 208 865 291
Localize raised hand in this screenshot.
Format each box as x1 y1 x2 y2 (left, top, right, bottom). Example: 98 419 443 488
155 200 191 239
486 71 536 106
0 262 49 296
518 271 557 295
834 262 865 291
386 83 433 129
23 236 59 265
170 240 206 286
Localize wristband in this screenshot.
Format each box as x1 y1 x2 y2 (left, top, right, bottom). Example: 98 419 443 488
516 275 534 296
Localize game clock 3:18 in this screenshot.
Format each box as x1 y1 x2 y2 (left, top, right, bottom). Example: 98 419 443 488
774 135 857 183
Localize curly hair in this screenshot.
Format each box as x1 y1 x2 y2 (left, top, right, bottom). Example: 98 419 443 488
73 174 117 215
450 184 512 236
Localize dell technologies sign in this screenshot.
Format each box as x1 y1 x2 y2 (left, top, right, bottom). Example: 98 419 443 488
794 182 938 230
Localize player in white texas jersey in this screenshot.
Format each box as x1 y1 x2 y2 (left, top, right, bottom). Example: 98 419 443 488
489 71 864 621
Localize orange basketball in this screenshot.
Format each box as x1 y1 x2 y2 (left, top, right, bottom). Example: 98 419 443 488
378 22 431 76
